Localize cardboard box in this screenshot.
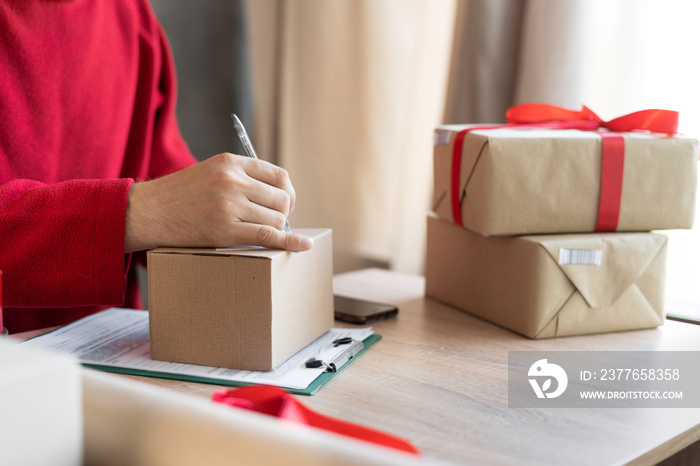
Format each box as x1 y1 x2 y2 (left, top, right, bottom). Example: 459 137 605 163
433 125 699 236
425 214 667 338
147 229 333 371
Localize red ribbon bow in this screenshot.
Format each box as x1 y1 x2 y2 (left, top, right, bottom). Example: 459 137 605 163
212 385 420 456
450 104 679 231
505 103 679 134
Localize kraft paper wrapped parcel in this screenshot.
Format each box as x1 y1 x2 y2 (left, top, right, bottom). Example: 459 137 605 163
425 214 667 339
432 125 699 236
427 106 697 338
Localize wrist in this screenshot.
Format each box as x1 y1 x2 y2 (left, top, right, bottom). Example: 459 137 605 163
125 182 157 252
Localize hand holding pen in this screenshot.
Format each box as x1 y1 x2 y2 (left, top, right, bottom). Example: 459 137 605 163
231 113 291 233
123 119 312 252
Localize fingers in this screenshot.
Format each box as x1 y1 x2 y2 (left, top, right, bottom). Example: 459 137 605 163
236 199 289 232
216 153 296 216
232 223 314 252
243 157 296 213
244 179 293 220
198 154 309 250
215 154 294 230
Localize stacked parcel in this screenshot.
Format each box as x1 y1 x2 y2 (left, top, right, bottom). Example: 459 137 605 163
425 106 699 338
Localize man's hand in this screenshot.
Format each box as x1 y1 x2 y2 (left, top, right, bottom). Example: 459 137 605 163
124 153 313 252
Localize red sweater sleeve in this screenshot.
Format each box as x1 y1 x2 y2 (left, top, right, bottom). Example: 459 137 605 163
0 1 196 332
0 179 133 307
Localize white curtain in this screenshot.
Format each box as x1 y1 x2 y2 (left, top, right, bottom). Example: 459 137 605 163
245 0 456 273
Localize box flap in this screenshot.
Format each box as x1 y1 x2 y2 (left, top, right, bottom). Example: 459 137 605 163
537 233 667 308
150 247 283 259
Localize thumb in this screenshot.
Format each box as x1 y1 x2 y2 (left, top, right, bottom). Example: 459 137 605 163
237 224 314 252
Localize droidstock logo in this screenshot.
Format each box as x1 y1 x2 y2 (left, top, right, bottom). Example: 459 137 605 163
528 359 568 399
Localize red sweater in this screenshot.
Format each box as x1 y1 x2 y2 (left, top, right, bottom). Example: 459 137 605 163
0 0 197 333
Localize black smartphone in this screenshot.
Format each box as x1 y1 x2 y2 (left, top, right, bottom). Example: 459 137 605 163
333 295 398 324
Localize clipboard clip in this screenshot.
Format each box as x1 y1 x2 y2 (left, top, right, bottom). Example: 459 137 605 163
305 339 364 372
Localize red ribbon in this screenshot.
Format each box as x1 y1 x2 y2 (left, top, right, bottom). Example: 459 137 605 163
212 385 420 456
450 104 679 231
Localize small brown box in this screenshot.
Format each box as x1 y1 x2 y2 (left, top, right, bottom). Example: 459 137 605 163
433 125 698 236
425 214 667 338
147 229 333 371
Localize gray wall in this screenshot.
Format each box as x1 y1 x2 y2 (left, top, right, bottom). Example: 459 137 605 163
151 0 253 161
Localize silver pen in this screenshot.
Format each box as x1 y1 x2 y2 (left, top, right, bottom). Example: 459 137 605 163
230 113 291 233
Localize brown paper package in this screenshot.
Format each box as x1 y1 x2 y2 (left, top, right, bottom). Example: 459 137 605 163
433 126 699 236
425 214 667 339
147 229 334 371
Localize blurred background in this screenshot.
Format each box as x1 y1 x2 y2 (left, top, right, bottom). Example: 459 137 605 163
150 0 700 312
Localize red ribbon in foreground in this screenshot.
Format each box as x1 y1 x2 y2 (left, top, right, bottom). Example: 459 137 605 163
212 385 420 456
450 103 679 232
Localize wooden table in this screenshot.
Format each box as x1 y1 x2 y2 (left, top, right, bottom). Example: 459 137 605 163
13 268 700 465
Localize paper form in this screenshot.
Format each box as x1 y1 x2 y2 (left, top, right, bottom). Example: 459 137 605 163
22 308 373 391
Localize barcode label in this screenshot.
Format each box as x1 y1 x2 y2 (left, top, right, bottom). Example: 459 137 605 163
558 248 602 266
434 130 451 146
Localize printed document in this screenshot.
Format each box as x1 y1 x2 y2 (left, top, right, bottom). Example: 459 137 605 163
22 308 373 391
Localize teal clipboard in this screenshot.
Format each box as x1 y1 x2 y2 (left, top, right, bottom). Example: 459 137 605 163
80 334 381 396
